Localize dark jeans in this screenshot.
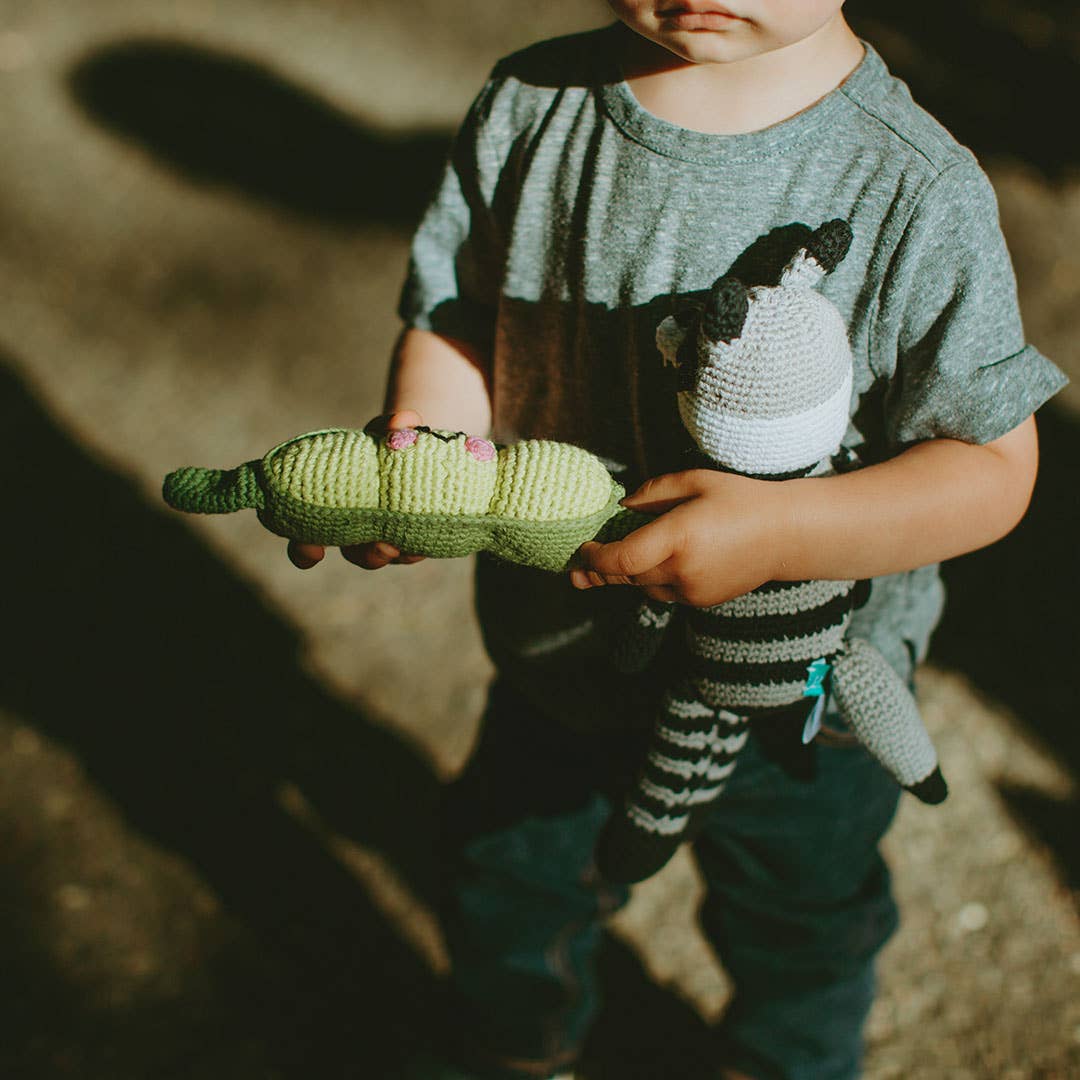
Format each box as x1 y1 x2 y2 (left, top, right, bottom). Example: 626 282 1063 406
437 682 901 1080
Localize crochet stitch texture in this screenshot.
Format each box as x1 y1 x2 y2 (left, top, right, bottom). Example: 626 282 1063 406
163 427 644 572
595 221 947 885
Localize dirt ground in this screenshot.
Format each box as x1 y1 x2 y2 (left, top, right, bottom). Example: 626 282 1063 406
1 2 1078 1077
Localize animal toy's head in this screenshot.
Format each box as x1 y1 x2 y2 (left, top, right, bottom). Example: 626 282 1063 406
656 220 854 478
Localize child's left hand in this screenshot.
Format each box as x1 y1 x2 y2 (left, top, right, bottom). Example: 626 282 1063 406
570 469 794 607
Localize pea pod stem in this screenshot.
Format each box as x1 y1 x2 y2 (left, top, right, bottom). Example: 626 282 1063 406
162 462 264 514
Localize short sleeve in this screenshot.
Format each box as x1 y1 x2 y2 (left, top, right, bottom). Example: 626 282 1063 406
870 159 1067 448
397 77 507 354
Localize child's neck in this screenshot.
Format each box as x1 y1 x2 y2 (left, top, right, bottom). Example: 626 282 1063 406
618 16 865 136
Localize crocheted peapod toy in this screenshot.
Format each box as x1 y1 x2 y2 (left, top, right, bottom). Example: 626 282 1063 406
163 427 648 572
594 220 948 885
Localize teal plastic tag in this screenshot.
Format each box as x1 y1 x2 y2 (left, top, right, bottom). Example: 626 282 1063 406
803 658 830 698
802 693 826 744
801 658 830 744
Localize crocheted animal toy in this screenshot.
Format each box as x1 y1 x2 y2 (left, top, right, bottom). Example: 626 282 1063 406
595 220 948 886
163 427 648 572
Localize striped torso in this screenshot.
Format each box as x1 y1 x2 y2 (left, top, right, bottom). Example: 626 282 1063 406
685 578 857 715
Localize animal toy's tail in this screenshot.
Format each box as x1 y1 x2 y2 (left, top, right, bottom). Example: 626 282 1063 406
831 638 947 804
162 463 264 515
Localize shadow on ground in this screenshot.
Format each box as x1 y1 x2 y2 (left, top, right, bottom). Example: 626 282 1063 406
933 403 1080 901
586 938 717 1079
68 5 1080 216
0 354 447 1078
69 38 451 227
0 356 710 1078
850 0 1080 175
43 12 1080 1073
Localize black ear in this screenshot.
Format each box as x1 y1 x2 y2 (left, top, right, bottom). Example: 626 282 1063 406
671 307 701 385
702 276 749 344
805 219 853 273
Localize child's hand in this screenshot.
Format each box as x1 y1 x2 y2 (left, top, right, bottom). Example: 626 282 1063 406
569 469 791 606
286 409 429 571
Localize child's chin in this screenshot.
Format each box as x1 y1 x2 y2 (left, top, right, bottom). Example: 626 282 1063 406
659 30 764 65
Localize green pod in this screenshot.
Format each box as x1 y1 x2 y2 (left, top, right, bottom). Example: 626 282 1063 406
163 427 643 571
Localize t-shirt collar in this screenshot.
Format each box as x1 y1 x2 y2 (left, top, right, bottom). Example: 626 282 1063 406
597 24 885 165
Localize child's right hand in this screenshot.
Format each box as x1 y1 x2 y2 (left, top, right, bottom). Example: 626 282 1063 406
285 409 428 571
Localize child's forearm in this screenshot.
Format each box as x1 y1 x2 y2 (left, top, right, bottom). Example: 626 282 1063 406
573 416 1040 605
383 327 493 434
780 416 1039 581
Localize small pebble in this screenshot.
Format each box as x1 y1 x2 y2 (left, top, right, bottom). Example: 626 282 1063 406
955 901 989 933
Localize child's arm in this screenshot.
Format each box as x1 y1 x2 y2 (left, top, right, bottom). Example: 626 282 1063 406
287 326 492 570
571 415 1038 606
382 327 493 434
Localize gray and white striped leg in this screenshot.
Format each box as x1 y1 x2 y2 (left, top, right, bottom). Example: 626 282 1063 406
595 682 749 883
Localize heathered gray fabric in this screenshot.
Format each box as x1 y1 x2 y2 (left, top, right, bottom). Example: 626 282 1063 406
399 25 1067 731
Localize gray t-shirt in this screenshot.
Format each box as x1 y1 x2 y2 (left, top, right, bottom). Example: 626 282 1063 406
399 25 1067 730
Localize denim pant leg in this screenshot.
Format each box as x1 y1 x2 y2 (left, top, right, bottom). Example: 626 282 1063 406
694 725 902 1080
437 683 634 1079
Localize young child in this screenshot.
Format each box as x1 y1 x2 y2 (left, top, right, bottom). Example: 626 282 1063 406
291 3 1066 1078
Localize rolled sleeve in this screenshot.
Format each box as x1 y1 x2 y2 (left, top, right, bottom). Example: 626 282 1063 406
872 159 1068 448
895 342 1066 446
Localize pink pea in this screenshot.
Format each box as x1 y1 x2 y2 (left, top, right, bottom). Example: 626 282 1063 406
386 428 418 450
464 436 496 462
